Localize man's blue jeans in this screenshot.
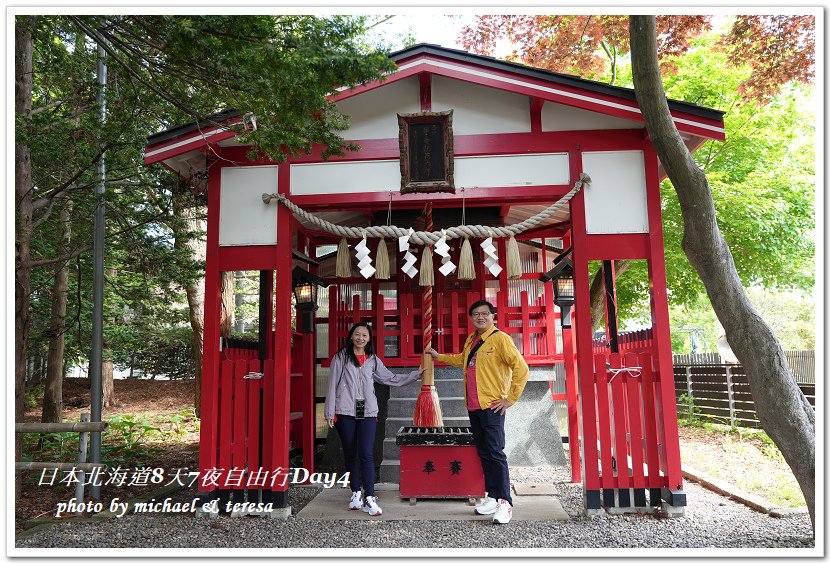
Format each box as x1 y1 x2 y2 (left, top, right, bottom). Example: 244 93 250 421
468 407 512 505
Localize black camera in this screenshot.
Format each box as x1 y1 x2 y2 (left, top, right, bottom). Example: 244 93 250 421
355 399 365 420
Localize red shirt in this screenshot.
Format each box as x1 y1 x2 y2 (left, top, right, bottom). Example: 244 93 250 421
465 338 483 411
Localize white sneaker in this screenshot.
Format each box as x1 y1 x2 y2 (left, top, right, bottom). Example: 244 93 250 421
349 491 363 510
475 495 498 515
492 499 512 524
362 495 382 516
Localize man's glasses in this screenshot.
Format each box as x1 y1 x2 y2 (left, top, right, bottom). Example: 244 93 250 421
471 311 492 318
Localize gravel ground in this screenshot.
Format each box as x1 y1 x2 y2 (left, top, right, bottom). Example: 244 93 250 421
15 467 814 552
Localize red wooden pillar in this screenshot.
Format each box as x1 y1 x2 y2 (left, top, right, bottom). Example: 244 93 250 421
520 291 531 355
328 285 338 361
267 163 293 508
544 277 557 357
304 237 317 474
374 292 386 362
198 162 223 493
643 142 684 504
568 148 602 510
559 230 581 483
293 230 316 474
563 321 580 483
299 313 315 473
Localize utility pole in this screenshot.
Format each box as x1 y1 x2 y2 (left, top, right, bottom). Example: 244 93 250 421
89 42 107 500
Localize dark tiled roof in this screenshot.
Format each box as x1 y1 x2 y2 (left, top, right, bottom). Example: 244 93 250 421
147 43 724 146
391 43 724 120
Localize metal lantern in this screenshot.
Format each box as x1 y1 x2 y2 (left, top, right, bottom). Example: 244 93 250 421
291 267 328 332
293 279 318 313
539 249 574 329
552 263 575 307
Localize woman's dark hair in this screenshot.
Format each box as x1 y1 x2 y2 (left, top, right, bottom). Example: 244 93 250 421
337 322 375 366
468 299 496 317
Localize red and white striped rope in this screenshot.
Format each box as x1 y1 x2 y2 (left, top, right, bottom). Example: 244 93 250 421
423 202 433 348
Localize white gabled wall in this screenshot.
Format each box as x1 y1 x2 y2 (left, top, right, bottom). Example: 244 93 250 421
335 73 644 142
290 153 570 196
291 160 400 195
582 151 649 234
431 75 530 134
336 76 420 140
455 153 569 188
219 165 279 246
541 101 641 131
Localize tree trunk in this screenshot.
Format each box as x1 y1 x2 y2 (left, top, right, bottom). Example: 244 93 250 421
589 260 633 331
30 353 43 389
15 16 35 498
42 201 73 423
629 15 815 529
172 186 206 416
221 270 235 338
102 359 115 408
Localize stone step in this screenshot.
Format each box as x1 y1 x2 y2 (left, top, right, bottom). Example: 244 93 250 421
379 459 400 484
387 396 468 418
382 437 400 460
390 378 464 398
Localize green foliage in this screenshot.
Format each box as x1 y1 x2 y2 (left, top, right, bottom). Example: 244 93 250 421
156 407 199 441
22 432 79 463
661 38 815 302
670 287 815 354
102 413 163 465
744 287 815 350
229 271 263 335
608 33 815 322
677 393 703 426
135 326 196 380
22 16 394 382
67 15 395 161
24 385 44 410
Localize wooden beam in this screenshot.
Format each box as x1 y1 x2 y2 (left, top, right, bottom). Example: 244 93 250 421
16 422 108 433
419 72 432 111
530 97 544 133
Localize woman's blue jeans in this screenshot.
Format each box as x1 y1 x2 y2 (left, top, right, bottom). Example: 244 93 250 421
335 415 377 496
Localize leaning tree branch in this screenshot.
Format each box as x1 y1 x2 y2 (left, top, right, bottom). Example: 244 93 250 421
629 14 815 530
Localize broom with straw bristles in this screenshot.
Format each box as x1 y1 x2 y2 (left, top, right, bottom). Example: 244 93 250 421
413 203 443 427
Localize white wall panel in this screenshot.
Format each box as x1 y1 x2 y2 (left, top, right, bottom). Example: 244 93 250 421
541 101 641 131
336 77 420 140
219 166 278 246
455 153 569 188
291 160 400 195
291 153 569 195
582 151 649 234
432 76 530 135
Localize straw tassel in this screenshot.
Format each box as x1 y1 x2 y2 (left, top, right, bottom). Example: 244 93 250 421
336 237 351 278
506 234 522 279
375 236 390 279
419 246 434 286
457 237 475 280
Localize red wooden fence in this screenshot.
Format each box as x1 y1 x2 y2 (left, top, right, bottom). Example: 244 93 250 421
581 352 668 509
325 285 562 366
203 355 311 496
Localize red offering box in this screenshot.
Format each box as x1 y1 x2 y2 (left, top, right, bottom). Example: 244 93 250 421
396 426 485 499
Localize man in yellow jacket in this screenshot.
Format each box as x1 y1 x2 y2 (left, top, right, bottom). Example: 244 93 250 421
426 299 528 524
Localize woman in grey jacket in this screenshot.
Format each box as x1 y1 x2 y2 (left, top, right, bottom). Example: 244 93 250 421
325 322 423 516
